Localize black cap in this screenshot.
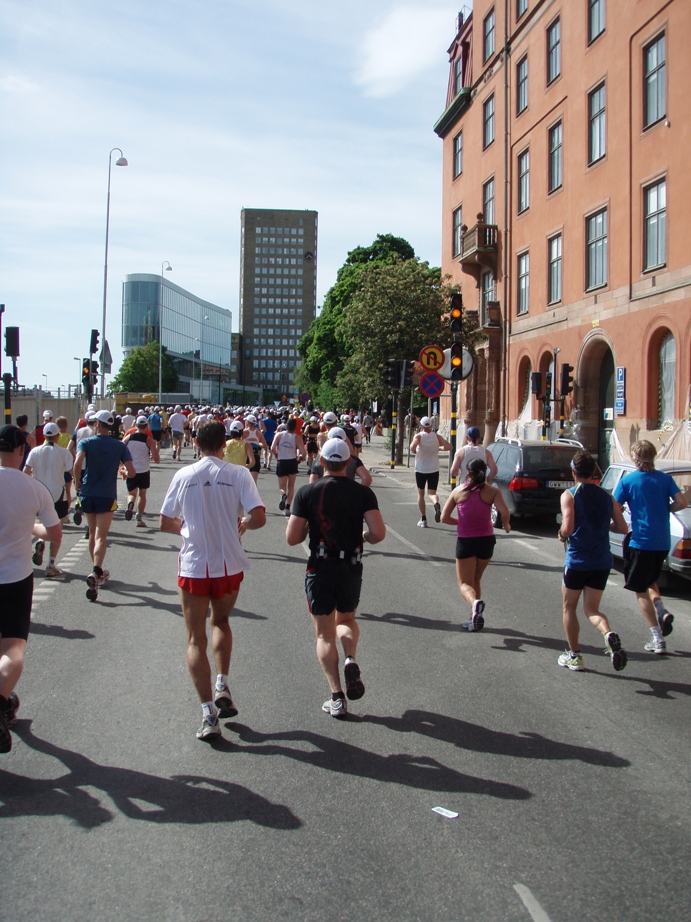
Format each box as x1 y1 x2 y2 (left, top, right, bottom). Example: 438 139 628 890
0 424 27 452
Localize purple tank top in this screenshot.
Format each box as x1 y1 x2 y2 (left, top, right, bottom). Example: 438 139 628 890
456 487 494 538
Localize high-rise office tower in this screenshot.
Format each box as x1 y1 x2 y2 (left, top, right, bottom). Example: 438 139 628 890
239 208 318 398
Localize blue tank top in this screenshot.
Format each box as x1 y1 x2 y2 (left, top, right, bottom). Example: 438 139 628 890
564 483 613 571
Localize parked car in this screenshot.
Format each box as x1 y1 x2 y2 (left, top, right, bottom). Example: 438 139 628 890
485 437 584 527
599 460 691 581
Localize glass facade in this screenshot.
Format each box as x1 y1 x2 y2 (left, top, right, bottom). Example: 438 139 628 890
122 274 232 400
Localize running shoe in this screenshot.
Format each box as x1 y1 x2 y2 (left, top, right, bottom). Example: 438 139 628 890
344 662 365 700
279 493 287 511
434 502 442 523
0 708 11 753
136 519 147 528
172 450 177 460
97 569 110 586
471 599 485 631
557 649 585 671
86 573 99 602
417 517 428 528
603 632 628 671
655 604 674 637
125 501 134 521
45 564 62 579
284 505 291 517
32 540 45 566
322 696 347 718
644 636 667 655
73 502 83 526
196 716 222 741
214 683 238 719
1 692 19 728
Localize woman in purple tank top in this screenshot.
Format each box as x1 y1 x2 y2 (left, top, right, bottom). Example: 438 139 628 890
441 459 511 632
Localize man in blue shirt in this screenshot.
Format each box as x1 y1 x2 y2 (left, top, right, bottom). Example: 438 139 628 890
148 407 164 445
613 440 688 655
74 411 135 601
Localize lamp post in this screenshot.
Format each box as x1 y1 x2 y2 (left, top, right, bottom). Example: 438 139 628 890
192 337 200 401
158 261 173 402
101 147 128 397
199 315 209 403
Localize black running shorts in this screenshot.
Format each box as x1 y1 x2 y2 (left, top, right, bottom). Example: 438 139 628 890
623 547 668 593
305 560 363 616
563 567 610 591
455 535 496 560
415 471 440 491
126 471 151 492
276 459 299 478
0 574 33 640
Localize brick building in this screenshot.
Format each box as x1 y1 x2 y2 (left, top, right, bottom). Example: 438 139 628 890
435 0 691 465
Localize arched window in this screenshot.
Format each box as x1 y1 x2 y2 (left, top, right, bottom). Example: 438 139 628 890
658 331 676 426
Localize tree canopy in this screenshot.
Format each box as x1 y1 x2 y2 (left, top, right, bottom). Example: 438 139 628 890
108 341 178 395
296 234 476 408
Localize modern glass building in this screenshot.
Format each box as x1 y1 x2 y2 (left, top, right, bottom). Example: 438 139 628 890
239 208 318 399
121 274 233 403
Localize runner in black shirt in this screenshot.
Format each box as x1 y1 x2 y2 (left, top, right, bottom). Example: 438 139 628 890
286 437 385 718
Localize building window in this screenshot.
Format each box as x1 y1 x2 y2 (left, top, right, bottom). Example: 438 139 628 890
644 179 666 270
588 0 605 44
548 234 563 304
547 18 561 84
454 56 463 95
481 271 496 324
659 331 676 426
483 95 495 149
588 83 606 165
516 56 528 114
453 131 463 178
483 178 495 225
643 34 665 128
517 253 530 315
452 206 463 258
517 0 528 19
586 209 608 289
548 121 563 192
483 9 495 62
518 150 530 214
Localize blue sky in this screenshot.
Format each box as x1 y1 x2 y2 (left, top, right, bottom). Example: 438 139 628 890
0 0 463 393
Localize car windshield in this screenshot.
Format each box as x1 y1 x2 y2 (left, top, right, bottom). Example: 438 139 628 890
523 447 578 469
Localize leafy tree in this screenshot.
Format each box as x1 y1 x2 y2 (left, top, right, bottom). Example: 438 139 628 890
108 341 178 395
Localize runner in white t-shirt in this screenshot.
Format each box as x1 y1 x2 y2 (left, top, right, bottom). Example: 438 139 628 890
160 419 266 742
450 427 498 484
24 423 73 577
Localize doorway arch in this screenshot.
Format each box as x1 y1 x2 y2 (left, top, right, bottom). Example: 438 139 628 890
577 332 616 467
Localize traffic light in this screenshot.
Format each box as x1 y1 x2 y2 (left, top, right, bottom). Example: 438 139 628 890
531 372 542 395
403 360 414 387
449 341 464 381
449 293 463 333
89 329 100 355
385 358 399 389
90 359 100 378
560 362 574 396
4 326 19 357
82 359 92 396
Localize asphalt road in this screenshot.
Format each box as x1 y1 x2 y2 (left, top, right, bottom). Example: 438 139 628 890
2 434 690 922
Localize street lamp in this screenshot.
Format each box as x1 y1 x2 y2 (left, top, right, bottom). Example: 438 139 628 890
158 261 173 402
199 315 209 402
192 337 200 401
101 147 128 397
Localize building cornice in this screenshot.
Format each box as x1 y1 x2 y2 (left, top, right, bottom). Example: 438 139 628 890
433 88 472 138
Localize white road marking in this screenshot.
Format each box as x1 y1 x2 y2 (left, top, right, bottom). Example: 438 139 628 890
512 538 559 564
513 884 553 922
385 524 444 567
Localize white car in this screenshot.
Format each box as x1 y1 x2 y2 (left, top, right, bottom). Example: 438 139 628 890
599 460 691 581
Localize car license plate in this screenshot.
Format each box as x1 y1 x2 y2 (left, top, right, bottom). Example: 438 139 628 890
547 480 571 488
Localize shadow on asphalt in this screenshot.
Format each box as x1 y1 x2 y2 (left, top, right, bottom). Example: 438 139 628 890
0 722 301 832
229 724 531 800
361 710 630 767
29 622 95 640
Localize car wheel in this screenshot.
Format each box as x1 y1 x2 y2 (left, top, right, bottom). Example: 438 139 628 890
491 505 503 529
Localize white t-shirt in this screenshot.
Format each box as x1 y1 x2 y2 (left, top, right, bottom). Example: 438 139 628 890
0 467 60 583
275 431 298 461
459 445 489 481
121 414 136 432
160 456 264 578
25 442 73 502
168 413 187 433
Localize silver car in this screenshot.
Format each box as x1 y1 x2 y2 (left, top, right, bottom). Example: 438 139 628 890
599 460 691 581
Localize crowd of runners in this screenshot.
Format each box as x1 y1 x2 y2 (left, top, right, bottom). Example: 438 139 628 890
0 400 686 749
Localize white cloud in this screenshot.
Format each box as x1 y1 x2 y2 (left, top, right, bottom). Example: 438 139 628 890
354 4 452 98
0 74 40 93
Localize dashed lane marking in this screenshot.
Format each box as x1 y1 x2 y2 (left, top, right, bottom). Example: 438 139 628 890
30 540 92 615
513 884 553 922
384 524 444 567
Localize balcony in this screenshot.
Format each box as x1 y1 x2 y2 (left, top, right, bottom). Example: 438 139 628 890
457 215 499 285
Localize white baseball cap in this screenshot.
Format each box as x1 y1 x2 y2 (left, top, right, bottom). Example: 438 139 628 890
327 427 347 441
95 410 114 426
42 410 53 419
230 420 244 433
321 437 351 462
323 411 338 424
43 422 59 437
420 416 432 428
136 416 149 427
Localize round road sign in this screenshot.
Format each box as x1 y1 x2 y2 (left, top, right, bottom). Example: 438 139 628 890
419 345 444 371
419 372 445 398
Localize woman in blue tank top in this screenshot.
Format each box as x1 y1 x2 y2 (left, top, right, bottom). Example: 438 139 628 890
557 450 629 673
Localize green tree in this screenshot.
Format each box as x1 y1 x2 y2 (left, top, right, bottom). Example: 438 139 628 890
108 341 178 395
